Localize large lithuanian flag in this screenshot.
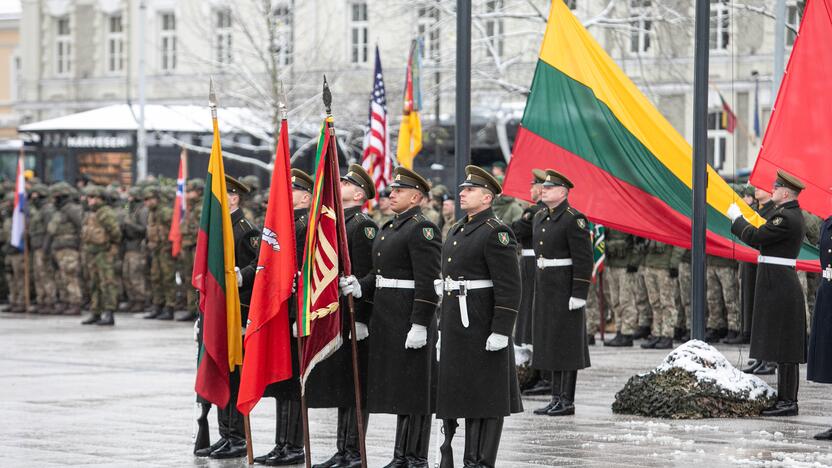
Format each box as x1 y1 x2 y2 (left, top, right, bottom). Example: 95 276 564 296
504 0 819 271
192 104 243 407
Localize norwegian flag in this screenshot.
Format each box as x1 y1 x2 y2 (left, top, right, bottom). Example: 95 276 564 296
361 46 392 204
10 154 26 251
169 147 187 257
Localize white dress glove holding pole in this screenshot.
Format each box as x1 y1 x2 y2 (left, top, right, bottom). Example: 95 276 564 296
436 331 441 362
338 275 362 298
292 321 298 338
727 203 743 222
235 266 243 287
485 333 509 351
405 324 428 349
349 322 369 341
568 297 586 310
433 279 443 297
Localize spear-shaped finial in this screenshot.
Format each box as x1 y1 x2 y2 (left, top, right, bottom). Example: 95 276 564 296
208 77 218 118
322 75 332 116
278 80 288 120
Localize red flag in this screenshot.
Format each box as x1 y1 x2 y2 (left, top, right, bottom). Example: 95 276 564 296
720 95 737 134
237 119 296 415
298 118 351 390
169 148 187 257
750 0 832 218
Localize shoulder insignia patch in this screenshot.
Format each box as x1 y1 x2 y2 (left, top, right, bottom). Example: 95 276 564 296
497 231 509 246
577 218 587 229
422 227 435 240
364 227 376 239
772 216 783 226
250 235 259 249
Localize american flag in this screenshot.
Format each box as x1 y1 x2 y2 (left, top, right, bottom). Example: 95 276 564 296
361 46 392 203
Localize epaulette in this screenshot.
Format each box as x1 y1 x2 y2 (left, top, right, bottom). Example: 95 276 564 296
485 217 507 230
412 214 426 223
356 212 373 223
238 218 254 231
566 207 579 217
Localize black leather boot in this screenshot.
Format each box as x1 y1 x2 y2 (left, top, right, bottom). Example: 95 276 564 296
534 371 561 415
754 361 777 375
723 332 750 345
143 305 162 319
212 369 247 459
742 359 762 374
605 333 634 347
704 328 720 343
341 406 369 468
157 306 174 320
404 414 431 467
257 399 289 465
96 311 115 326
462 418 481 468
313 407 350 468
761 363 799 417
640 336 661 349
476 418 504 468
439 419 458 468
814 427 832 440
547 370 576 416
382 415 409 468
81 313 101 325
267 400 305 465
522 371 552 396
195 438 227 457
653 336 673 349
632 325 651 340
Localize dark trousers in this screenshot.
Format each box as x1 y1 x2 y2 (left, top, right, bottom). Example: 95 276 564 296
336 406 368 457
463 417 504 468
274 399 304 448
218 368 245 442
777 362 800 402
390 414 431 465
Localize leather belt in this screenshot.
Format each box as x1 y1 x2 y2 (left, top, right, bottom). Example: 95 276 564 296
823 267 832 281
521 249 535 257
757 255 797 268
375 276 415 289
443 277 494 328
537 257 573 269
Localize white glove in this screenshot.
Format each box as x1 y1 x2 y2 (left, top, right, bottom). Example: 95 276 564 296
568 297 586 310
405 324 428 349
339 275 362 298
727 203 743 222
485 333 509 351
292 271 300 294
433 278 443 297
436 331 441 362
292 321 298 338
193 320 199 343
235 266 243 287
350 322 369 341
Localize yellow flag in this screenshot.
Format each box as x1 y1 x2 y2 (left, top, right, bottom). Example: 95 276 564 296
396 110 422 169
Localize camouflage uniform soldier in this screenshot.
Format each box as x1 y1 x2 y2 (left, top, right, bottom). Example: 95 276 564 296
175 178 203 321
677 250 692 339
491 178 524 224
28 184 58 314
372 188 395 227
46 182 84 315
604 230 640 347
630 237 652 339
803 210 822 332
80 186 122 326
705 256 740 343
143 186 176 319
640 240 683 349
121 186 149 312
1 194 25 312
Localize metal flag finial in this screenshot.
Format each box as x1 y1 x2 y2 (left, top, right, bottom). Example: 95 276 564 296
208 77 218 118
278 80 287 120
322 75 332 116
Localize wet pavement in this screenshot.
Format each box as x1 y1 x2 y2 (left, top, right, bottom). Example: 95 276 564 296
2 312 831 467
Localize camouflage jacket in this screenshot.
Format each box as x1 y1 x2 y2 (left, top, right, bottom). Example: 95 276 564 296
29 202 56 250
146 204 173 251
81 205 122 253
47 201 84 251
181 200 201 250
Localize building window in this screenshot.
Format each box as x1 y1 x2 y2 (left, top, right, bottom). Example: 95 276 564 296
106 14 125 73
786 1 805 46
707 110 728 171
629 0 652 54
55 17 71 76
216 9 233 65
417 6 440 63
160 12 176 71
349 2 368 64
564 0 577 9
484 0 504 58
709 0 730 51
273 2 293 67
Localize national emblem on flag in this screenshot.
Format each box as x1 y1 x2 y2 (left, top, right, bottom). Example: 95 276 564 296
361 46 393 205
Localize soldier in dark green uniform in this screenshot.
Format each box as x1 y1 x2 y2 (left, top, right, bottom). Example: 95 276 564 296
175 178 204 321
28 184 57 314
307 164 377 468
252 168 313 466
122 186 149 312
80 186 122 325
436 166 522 468
47 182 85 315
728 170 807 416
531 169 593 417
143 186 176 320
341 167 441 468
603 229 640 347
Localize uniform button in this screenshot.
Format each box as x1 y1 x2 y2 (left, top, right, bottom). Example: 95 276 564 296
377 252 381 256
453 241 457 245
542 228 546 232
448 258 452 262
461 227 464 232
539 241 543 245
447 292 451 296
381 236 385 240
377 269 380 273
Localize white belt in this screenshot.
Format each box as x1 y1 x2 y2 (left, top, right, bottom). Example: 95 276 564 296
375 276 415 289
443 278 494 328
521 249 535 257
757 255 797 267
823 267 832 281
537 257 573 269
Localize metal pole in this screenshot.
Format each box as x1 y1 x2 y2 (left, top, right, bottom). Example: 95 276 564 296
454 0 471 216
136 0 148 181
690 0 711 341
772 0 787 99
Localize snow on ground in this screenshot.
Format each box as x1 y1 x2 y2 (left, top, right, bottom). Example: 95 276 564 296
655 340 776 400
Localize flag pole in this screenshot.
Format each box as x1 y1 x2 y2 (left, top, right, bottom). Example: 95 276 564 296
324 74 368 468
244 415 254 465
